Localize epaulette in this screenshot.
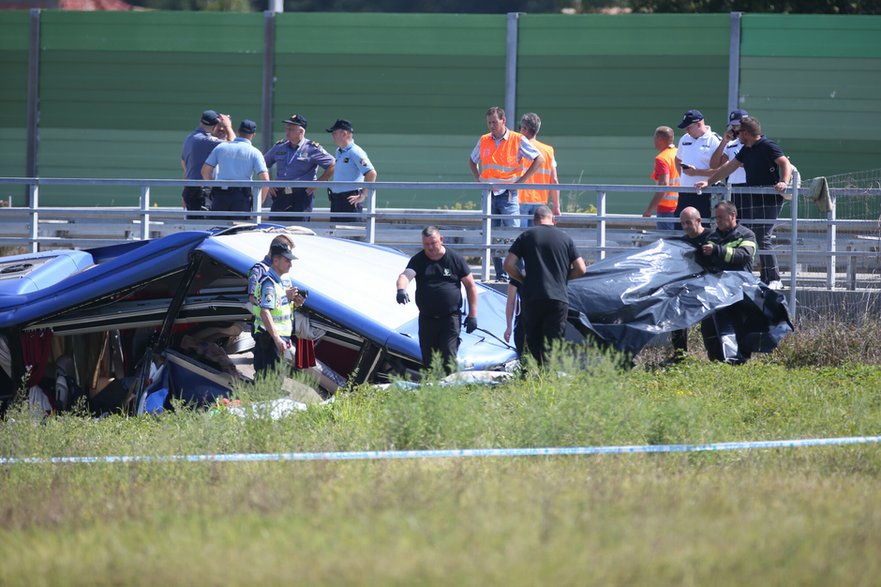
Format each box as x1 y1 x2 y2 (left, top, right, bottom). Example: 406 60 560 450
275 138 287 146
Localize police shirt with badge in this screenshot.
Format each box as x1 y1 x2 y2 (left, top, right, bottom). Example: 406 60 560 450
333 142 374 182
264 139 335 181
676 128 721 188
406 250 471 317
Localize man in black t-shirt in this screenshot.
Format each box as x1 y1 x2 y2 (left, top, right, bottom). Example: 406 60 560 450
396 226 479 374
695 116 792 289
503 206 586 367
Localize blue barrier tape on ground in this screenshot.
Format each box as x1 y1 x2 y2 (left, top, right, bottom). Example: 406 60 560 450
1 435 880 465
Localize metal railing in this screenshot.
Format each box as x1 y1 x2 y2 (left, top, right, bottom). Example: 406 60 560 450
4 172 881 321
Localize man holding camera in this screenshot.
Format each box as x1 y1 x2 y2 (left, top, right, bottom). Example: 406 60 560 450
252 242 305 374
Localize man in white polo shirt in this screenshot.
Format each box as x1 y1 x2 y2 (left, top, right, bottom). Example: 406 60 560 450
674 109 721 224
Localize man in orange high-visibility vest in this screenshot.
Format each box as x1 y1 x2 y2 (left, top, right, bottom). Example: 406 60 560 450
517 112 561 227
468 106 544 281
643 126 681 231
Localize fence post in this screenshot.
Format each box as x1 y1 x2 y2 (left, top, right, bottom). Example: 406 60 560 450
139 185 150 241
788 170 799 320
29 182 39 253
596 191 607 260
727 12 742 118
253 184 262 225
482 190 492 281
25 9 41 195
504 12 520 131
826 194 836 289
366 188 376 245
261 11 276 154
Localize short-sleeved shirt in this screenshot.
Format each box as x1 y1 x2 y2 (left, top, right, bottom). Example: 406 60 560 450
735 137 786 186
406 249 471 317
264 139 335 181
181 128 222 180
508 225 580 304
248 255 272 297
204 138 268 181
722 138 746 184
676 128 721 188
333 142 375 183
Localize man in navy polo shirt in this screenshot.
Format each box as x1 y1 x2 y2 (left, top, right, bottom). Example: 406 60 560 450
263 114 335 223
695 115 792 289
201 119 270 215
326 119 377 223
180 109 233 214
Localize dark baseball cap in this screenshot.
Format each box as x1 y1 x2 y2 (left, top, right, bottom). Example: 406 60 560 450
728 109 749 125
269 243 296 260
677 109 704 129
283 114 308 128
201 110 219 125
239 119 257 134
325 119 354 133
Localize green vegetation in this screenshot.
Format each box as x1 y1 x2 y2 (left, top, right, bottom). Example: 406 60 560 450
2 337 881 585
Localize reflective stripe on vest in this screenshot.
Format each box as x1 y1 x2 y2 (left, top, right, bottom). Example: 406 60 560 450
479 132 524 183
651 146 681 213
518 139 555 204
254 276 293 337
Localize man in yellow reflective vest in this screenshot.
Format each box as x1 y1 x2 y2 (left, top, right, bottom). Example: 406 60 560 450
468 106 544 281
252 242 302 374
517 112 561 226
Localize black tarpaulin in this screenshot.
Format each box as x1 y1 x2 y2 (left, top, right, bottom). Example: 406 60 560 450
567 239 793 356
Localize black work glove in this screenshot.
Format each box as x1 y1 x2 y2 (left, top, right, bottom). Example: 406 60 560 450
396 289 410 304
464 316 478 334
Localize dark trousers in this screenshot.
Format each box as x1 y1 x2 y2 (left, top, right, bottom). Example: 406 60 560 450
674 191 712 229
209 187 252 215
329 190 363 223
522 299 568 367
418 313 461 374
182 186 211 219
733 193 783 283
270 188 312 223
253 331 291 374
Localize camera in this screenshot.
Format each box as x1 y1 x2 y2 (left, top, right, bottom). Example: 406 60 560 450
298 289 309 299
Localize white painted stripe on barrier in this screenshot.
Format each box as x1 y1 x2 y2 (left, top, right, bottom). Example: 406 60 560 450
1 435 880 465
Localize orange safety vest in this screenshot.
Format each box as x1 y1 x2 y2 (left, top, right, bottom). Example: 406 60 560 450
478 131 524 183
651 145 680 213
518 139 555 204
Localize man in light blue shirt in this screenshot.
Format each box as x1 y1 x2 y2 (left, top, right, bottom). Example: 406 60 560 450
202 119 270 213
326 119 377 223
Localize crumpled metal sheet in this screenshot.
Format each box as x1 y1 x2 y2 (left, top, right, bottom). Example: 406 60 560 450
567 238 793 356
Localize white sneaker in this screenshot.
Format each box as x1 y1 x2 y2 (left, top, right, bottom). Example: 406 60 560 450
767 280 783 290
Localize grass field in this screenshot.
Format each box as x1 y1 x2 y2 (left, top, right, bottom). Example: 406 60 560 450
2 335 881 586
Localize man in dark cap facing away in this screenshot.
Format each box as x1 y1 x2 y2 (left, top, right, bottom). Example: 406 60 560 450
201 119 270 215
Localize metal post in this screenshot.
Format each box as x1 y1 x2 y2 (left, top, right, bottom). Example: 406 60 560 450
261 11 276 153
826 198 836 289
253 183 262 225
727 12 742 118
139 185 150 241
29 183 39 253
366 189 376 245
269 0 283 12
482 190 492 281
504 12 519 129
596 191 606 260
25 9 41 184
788 171 799 320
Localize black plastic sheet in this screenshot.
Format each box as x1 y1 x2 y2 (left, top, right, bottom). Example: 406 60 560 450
567 238 793 356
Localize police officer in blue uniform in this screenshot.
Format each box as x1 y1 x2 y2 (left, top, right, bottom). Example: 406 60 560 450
326 119 377 223
180 109 233 216
201 119 270 215
264 114 335 222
